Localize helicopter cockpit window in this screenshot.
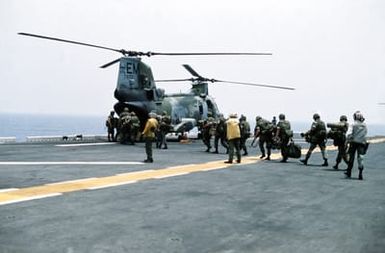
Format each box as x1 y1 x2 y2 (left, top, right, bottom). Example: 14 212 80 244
140 74 151 89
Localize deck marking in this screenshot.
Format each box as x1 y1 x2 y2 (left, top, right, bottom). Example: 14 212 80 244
56 143 117 147
153 172 190 179
0 188 19 193
87 181 137 190
0 193 62 206
368 138 385 144
0 161 144 165
1 138 384 206
47 178 99 186
116 169 155 176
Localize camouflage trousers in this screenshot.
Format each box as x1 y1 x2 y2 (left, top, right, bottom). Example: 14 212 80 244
228 138 241 162
145 137 155 160
347 142 366 171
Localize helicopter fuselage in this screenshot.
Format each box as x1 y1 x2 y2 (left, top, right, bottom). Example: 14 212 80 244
160 93 219 124
114 57 220 130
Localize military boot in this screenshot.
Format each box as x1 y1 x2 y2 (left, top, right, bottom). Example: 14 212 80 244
333 163 339 170
344 168 351 178
322 159 328 167
300 153 310 166
300 159 308 165
358 167 364 180
237 154 241 163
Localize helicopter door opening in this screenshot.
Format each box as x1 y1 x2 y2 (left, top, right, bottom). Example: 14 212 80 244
199 104 204 115
206 100 214 117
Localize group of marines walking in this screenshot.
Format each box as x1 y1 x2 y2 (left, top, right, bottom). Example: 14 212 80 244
199 111 368 180
107 109 368 180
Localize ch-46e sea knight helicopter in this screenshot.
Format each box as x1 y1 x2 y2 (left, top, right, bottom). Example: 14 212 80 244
18 32 295 131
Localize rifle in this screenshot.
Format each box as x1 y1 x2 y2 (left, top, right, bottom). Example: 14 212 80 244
250 136 258 147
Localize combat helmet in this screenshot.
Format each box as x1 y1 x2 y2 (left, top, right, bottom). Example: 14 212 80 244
353 111 365 122
313 113 320 120
279 113 285 120
340 115 347 121
255 116 262 121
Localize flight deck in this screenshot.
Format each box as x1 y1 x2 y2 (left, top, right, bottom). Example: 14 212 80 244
1 138 384 253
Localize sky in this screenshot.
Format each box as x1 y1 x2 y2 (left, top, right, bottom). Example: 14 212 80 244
1 0 384 125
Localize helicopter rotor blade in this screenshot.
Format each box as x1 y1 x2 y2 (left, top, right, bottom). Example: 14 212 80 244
213 80 295 90
151 52 272 56
100 58 121 68
182 64 203 78
18 32 123 54
18 32 272 58
155 78 194 82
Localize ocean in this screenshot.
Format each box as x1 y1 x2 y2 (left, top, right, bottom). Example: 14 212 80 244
0 113 106 142
0 113 384 142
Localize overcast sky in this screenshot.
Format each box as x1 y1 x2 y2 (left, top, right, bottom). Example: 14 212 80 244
1 0 384 124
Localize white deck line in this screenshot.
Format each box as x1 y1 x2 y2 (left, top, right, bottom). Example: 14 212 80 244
0 161 144 165
0 193 63 206
87 181 137 190
0 188 19 193
55 143 117 147
153 172 190 179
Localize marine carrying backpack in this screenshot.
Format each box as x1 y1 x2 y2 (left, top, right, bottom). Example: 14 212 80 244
282 140 302 158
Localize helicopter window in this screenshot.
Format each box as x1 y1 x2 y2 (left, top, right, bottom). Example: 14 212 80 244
146 89 155 100
140 74 151 88
199 104 203 115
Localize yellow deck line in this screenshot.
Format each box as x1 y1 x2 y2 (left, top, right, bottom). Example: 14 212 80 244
0 160 238 205
1 138 384 206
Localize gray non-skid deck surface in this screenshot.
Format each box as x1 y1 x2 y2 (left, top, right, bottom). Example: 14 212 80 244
0 141 384 253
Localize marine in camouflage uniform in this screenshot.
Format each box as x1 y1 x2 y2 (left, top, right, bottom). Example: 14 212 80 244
129 112 140 145
254 116 274 160
327 115 349 169
106 111 118 142
300 113 328 166
201 118 214 152
213 114 228 154
239 115 251 156
159 111 172 149
118 108 131 144
155 114 162 149
345 111 368 180
275 113 293 162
